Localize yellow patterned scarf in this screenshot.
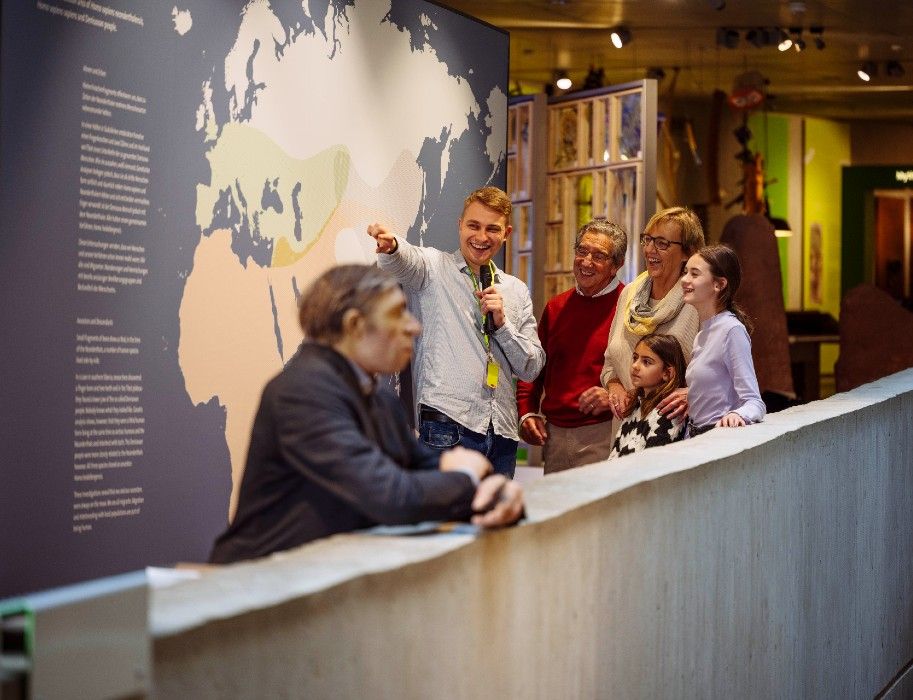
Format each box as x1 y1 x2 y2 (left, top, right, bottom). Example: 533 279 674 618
622 272 687 337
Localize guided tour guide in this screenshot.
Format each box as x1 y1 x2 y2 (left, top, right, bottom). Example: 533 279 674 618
368 186 545 477
209 265 524 564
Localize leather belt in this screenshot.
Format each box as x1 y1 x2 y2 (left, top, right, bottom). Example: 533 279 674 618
419 405 451 423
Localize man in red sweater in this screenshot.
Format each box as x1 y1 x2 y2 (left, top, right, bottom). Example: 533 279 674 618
517 219 627 473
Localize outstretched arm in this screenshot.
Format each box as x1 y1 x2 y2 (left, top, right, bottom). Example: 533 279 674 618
367 222 430 291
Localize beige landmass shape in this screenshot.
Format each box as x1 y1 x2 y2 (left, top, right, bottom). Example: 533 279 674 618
181 147 425 521
195 122 350 262
179 228 284 520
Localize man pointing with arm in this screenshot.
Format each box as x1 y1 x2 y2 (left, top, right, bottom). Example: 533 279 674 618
368 186 545 478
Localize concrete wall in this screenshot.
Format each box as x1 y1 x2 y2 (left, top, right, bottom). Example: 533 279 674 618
151 369 913 699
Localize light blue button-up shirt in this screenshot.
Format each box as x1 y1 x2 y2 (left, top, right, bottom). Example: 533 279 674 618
378 236 545 441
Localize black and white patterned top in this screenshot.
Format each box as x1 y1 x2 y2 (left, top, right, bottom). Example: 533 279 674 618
608 400 685 459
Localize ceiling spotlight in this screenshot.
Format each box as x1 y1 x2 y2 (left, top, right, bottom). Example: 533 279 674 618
810 26 825 50
777 29 793 52
610 26 632 49
857 61 876 82
768 215 793 237
886 60 905 78
745 28 764 49
716 27 740 49
793 36 806 52
555 70 572 90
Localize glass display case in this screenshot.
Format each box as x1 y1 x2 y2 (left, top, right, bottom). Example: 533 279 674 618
505 95 547 311
545 82 656 290
507 81 656 307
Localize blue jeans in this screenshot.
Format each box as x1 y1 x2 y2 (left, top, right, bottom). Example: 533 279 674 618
419 412 517 478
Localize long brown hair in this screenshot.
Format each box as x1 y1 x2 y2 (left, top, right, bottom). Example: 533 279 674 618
622 333 687 418
696 244 754 334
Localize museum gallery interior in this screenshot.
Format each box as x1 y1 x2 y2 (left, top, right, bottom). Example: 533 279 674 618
1 0 912 697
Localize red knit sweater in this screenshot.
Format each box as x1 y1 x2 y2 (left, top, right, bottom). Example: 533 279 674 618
516 284 623 428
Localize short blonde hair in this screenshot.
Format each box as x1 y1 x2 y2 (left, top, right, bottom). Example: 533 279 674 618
644 206 705 256
462 186 512 221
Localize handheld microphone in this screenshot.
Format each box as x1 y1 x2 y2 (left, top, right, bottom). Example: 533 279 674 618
479 264 496 334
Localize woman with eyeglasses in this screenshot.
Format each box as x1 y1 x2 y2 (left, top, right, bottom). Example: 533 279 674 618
599 207 705 424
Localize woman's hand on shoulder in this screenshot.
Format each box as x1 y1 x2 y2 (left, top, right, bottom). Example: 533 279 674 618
604 381 632 419
715 412 746 428
657 387 689 420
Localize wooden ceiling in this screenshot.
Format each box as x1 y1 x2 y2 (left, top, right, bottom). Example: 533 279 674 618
438 0 913 120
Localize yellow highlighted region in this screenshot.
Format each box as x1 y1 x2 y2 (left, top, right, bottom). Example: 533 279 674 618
195 122 351 267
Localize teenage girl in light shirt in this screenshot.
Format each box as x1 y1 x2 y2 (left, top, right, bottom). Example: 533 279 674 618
680 245 765 436
609 333 687 458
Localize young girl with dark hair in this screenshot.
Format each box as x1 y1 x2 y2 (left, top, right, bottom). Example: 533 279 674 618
609 333 687 458
680 245 765 436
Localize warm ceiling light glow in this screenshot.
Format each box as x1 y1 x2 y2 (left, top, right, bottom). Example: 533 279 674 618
556 75 572 90
858 61 876 81
610 26 631 49
778 36 793 51
768 216 792 237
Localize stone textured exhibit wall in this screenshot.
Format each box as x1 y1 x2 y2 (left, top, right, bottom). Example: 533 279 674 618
720 213 795 398
836 284 913 392
152 370 913 698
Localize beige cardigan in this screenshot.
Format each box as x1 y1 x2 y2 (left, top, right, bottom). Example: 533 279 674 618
600 274 700 391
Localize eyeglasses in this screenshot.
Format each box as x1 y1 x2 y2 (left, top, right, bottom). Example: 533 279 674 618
639 233 683 251
574 246 612 264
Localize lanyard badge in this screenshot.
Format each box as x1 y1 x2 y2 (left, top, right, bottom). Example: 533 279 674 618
468 263 499 390
485 356 499 389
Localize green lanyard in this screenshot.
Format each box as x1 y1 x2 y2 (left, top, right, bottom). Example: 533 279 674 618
465 261 499 388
